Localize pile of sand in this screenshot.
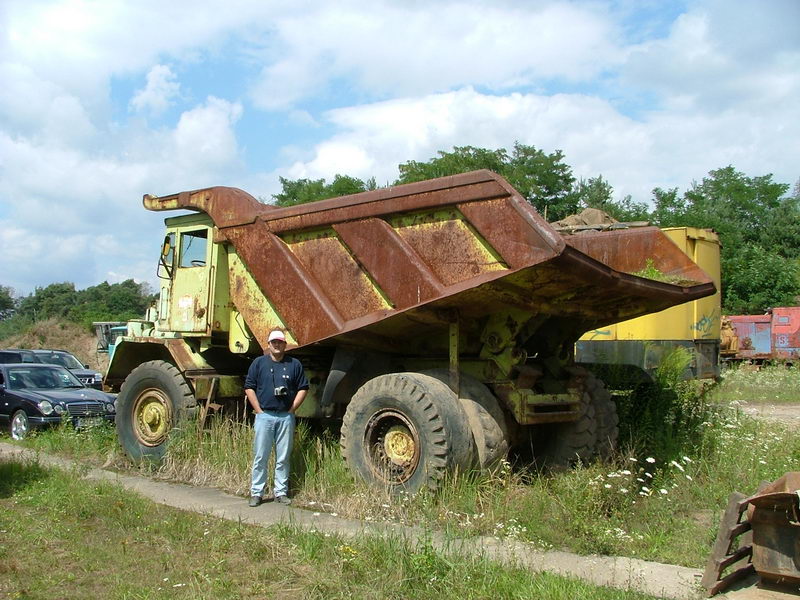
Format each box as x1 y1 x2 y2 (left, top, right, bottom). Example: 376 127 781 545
2 318 108 371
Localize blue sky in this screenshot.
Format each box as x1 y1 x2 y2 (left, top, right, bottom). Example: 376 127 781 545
1 0 798 296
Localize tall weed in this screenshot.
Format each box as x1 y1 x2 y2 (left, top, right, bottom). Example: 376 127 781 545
615 347 715 464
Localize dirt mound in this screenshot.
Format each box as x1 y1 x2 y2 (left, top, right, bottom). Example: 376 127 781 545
1 318 107 371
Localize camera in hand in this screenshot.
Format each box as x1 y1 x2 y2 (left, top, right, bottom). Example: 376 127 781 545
274 385 288 397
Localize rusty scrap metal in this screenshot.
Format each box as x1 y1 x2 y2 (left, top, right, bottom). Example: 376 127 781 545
703 472 800 596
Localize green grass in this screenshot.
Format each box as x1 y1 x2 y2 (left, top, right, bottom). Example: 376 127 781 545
630 258 699 286
710 362 800 404
8 358 800 571
0 458 658 600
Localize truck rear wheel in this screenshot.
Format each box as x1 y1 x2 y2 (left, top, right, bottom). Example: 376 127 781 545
116 360 196 462
586 371 618 460
423 369 509 471
533 368 598 469
340 372 474 493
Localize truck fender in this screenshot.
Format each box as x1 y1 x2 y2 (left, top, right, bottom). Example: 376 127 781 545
321 347 393 408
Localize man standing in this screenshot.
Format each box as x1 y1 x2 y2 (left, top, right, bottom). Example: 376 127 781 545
245 329 309 506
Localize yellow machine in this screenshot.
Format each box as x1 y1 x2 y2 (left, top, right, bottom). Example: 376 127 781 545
576 227 721 381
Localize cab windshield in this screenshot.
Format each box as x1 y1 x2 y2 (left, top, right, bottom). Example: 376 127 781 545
6 366 84 390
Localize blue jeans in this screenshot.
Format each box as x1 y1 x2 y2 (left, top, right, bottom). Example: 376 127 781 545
251 411 295 497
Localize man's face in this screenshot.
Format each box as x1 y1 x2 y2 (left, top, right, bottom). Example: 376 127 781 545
268 338 286 360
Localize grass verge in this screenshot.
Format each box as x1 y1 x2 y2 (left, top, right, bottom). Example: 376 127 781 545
0 458 658 600
710 362 800 404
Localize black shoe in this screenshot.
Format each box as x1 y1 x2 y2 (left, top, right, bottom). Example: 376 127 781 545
248 495 262 507
275 495 291 505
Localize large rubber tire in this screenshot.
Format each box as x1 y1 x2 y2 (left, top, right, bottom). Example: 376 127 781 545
10 410 30 440
533 369 598 469
423 369 509 472
340 372 475 494
116 360 196 462
584 370 619 460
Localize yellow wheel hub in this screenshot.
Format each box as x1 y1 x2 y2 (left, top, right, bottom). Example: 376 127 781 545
384 425 415 464
133 389 172 446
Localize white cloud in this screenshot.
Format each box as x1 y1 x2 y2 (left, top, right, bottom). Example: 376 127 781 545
249 1 621 109
130 65 181 115
622 0 800 113
0 94 246 295
280 84 800 203
171 96 244 174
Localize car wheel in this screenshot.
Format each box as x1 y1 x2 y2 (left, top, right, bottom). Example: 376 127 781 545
340 372 474 494
10 410 30 440
115 360 196 462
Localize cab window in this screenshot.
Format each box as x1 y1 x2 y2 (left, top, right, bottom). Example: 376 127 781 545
179 229 208 268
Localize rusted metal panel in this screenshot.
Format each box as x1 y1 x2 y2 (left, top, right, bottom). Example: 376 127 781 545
773 307 800 359
726 309 800 361
333 218 444 310
391 211 506 287
286 231 390 320
458 196 563 268
145 170 716 350
223 222 344 343
563 226 712 287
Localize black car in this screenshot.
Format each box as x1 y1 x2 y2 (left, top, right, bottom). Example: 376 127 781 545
32 349 104 390
0 349 43 364
0 363 116 440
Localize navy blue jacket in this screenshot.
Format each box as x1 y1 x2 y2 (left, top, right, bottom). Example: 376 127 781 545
244 355 309 412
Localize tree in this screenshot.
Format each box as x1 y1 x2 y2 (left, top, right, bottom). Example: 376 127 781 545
0 285 14 319
273 174 373 207
397 143 580 220
17 282 77 321
724 244 800 314
15 280 154 327
649 187 687 227
647 167 800 313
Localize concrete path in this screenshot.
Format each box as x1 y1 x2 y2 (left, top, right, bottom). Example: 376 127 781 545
0 442 790 600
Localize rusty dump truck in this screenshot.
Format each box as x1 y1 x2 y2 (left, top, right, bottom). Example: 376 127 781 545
107 170 715 492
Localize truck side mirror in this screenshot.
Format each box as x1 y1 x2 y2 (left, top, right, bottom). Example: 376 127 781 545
158 233 175 279
161 238 171 257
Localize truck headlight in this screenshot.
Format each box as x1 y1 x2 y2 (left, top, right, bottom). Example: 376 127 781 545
38 400 54 415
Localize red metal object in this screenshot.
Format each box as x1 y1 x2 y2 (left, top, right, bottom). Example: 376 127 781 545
726 308 800 361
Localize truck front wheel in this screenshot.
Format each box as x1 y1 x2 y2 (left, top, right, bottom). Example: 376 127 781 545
340 373 474 494
116 360 196 462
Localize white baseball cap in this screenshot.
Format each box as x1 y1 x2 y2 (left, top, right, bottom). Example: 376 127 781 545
268 330 286 343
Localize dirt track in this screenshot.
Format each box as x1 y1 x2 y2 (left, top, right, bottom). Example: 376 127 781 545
739 403 800 425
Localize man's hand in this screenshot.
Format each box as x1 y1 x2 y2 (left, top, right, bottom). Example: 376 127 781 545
289 389 308 414
245 388 262 414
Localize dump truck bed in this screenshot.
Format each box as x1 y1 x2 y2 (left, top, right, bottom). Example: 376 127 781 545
145 170 715 354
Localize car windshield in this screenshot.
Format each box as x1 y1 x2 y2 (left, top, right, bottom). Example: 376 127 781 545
6 366 84 390
37 352 84 370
